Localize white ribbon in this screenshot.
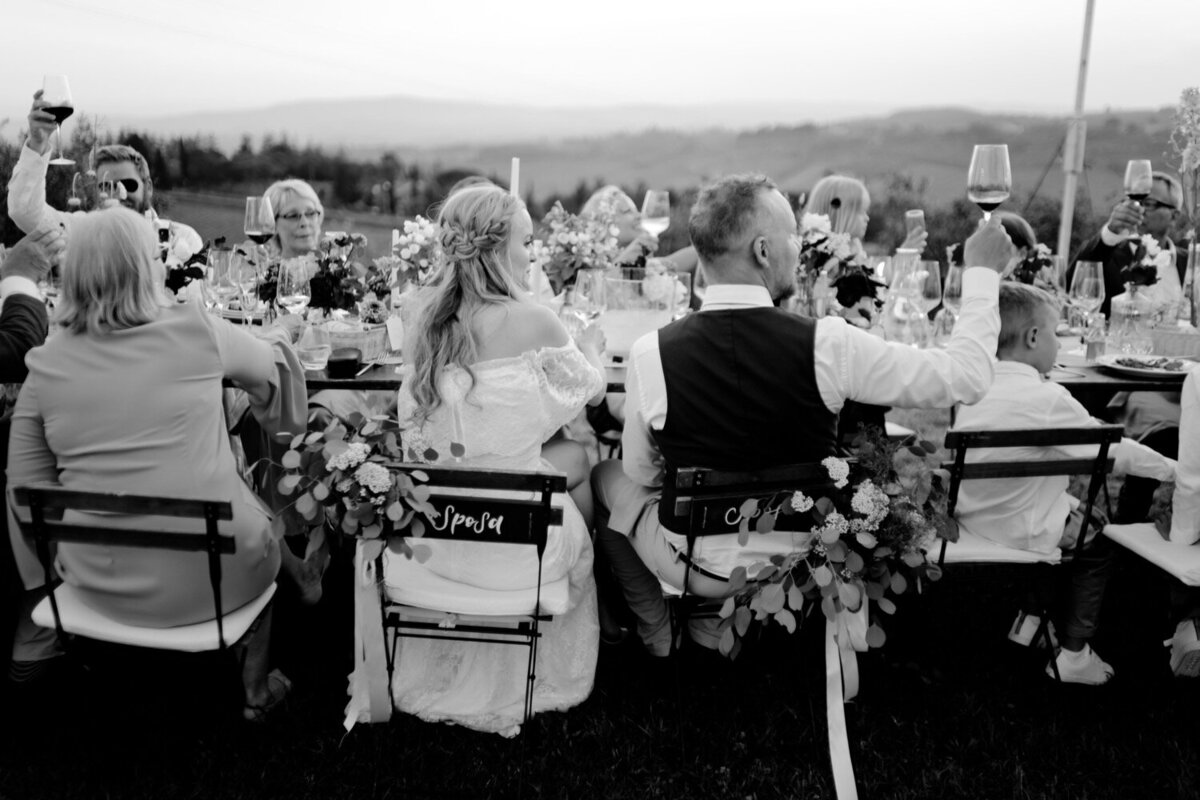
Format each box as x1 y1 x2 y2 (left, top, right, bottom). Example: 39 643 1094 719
344 538 391 730
823 601 869 800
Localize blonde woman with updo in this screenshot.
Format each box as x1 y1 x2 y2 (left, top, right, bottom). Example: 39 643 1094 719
391 184 605 734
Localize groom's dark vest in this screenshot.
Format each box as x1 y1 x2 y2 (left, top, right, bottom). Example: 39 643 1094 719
652 309 838 470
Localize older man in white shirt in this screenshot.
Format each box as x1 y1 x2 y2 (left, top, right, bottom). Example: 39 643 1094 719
591 173 1016 657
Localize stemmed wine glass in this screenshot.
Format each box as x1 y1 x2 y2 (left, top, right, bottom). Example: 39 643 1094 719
207 249 240 316
641 191 670 236
42 75 75 166
1069 261 1106 322
967 144 1011 223
569 268 608 322
277 259 311 317
244 195 275 267
1124 159 1153 234
942 265 964 318
230 252 260 326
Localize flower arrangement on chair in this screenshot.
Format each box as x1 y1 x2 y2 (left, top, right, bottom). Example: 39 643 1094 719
273 412 446 560
715 426 952 659
387 216 442 289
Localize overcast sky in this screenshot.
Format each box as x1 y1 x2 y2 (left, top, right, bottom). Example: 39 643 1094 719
2 0 1196 127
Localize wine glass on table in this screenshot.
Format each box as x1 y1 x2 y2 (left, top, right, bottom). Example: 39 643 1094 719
571 268 607 323
244 195 275 268
966 144 1011 223
640 191 670 237
207 249 239 317
42 75 75 166
1069 261 1106 336
230 252 260 326
1123 159 1153 234
276 259 311 317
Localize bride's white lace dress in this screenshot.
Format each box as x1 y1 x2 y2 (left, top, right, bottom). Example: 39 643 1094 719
389 343 603 736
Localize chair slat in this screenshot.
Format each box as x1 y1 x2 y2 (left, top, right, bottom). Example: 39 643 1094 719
383 464 568 494
11 485 233 520
19 521 235 553
673 463 832 490
942 457 1116 480
945 425 1123 449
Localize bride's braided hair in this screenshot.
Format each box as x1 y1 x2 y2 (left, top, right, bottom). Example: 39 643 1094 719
409 185 525 418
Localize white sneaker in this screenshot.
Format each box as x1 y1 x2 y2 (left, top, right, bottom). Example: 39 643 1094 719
1008 612 1059 650
1168 619 1200 678
1046 644 1114 685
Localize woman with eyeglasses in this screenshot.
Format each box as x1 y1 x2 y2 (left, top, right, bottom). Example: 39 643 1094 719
263 179 325 259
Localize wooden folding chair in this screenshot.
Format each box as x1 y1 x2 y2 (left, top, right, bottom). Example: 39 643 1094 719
658 461 837 648
10 483 276 654
371 465 568 727
940 425 1122 662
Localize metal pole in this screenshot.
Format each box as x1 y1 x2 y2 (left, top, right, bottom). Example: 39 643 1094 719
1057 0 1097 258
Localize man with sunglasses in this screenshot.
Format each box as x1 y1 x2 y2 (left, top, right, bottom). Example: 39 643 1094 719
1069 173 1189 539
1068 171 1186 317
7 90 201 261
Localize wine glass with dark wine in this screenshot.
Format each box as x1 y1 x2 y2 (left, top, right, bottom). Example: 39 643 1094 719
1123 159 1153 234
966 144 1011 223
244 196 275 246
641 191 670 237
42 75 75 166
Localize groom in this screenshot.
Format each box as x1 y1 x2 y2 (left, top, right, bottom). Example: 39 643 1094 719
591 173 1016 656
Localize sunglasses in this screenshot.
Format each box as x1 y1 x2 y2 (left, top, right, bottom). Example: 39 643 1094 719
1142 199 1178 211
98 178 141 195
278 209 322 222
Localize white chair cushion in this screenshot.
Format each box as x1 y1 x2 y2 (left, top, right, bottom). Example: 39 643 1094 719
939 529 1062 565
32 583 276 653
382 549 570 616
1103 523 1200 587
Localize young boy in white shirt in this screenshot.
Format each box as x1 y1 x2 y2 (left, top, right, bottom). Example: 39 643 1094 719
954 282 1177 684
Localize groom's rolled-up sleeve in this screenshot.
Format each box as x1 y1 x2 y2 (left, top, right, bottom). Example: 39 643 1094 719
815 267 1000 413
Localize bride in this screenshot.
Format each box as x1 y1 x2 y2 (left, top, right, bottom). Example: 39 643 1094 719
391 184 606 735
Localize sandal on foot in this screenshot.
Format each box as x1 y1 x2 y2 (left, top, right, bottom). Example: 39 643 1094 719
243 669 292 722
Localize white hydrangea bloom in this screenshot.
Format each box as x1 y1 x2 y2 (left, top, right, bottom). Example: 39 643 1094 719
822 456 850 489
354 462 393 495
327 442 371 472
791 491 815 513
801 213 832 233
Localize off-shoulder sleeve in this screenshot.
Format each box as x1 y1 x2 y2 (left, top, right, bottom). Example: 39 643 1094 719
533 345 604 437
213 319 307 440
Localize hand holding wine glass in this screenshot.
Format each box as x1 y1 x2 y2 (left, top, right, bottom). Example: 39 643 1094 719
967 144 1011 223
1122 159 1153 234
41 76 75 166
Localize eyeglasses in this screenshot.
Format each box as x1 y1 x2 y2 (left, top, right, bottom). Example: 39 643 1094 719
1143 199 1178 211
278 209 322 222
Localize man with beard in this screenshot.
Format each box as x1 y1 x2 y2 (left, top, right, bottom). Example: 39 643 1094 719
7 90 201 259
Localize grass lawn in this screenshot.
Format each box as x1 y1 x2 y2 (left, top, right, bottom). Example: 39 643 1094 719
2 409 1198 799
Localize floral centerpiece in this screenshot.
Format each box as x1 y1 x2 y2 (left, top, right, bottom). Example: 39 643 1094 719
165 240 210 302
389 216 441 288
538 201 620 294
796 213 879 323
714 427 949 659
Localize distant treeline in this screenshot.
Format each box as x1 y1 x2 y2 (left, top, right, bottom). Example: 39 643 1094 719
2 119 1125 260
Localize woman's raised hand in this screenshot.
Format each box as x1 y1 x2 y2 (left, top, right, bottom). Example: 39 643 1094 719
617 231 659 265
576 323 606 358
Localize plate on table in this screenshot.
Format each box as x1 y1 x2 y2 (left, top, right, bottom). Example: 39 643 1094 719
1094 354 1198 379
221 306 266 323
